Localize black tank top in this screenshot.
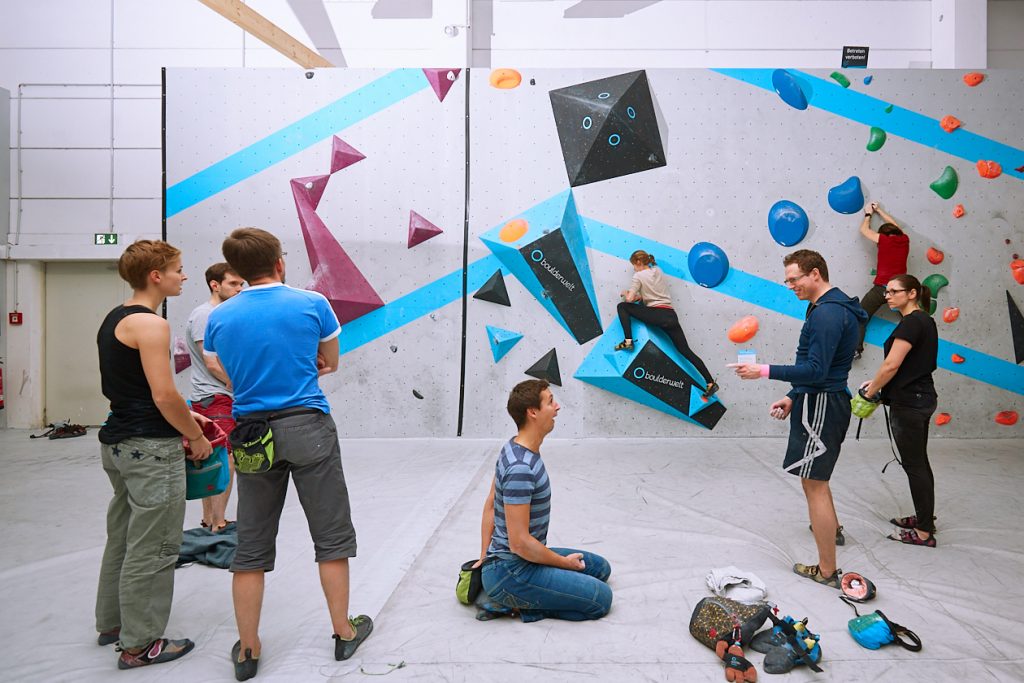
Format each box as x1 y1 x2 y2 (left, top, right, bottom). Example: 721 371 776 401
97 305 179 444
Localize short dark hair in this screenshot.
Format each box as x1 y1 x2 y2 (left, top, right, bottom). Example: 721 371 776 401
117 240 181 290
222 228 282 282
507 379 550 429
878 223 903 236
783 249 829 282
204 262 239 292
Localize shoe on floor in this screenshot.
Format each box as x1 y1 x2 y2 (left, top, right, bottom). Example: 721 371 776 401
890 515 936 531
793 562 841 588
613 339 633 352
808 523 845 546
334 615 373 661
231 640 259 681
889 528 936 547
117 638 194 669
97 628 120 646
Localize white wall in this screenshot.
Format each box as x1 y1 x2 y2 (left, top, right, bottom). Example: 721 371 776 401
0 0 1019 427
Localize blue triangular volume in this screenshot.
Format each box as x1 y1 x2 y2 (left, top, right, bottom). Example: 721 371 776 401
485 325 524 363
574 317 726 430
480 190 602 344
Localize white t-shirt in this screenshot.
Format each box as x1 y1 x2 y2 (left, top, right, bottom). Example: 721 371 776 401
627 267 673 308
186 301 232 402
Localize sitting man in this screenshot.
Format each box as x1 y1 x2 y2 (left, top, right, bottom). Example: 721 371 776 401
476 379 612 622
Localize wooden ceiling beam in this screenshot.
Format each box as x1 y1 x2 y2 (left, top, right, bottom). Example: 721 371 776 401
197 0 334 68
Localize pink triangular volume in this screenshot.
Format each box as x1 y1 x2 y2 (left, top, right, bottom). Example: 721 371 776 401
289 175 330 211
408 210 443 248
291 183 384 325
330 136 366 174
422 68 461 102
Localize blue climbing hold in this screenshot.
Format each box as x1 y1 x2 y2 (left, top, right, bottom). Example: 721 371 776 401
863 75 873 85
771 69 808 111
768 200 809 246
827 176 865 214
688 242 730 288
485 325 523 363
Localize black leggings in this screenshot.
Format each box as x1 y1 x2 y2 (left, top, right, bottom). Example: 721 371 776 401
617 302 713 384
888 399 937 534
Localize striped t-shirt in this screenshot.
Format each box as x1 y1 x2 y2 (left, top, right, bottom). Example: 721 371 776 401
487 439 551 560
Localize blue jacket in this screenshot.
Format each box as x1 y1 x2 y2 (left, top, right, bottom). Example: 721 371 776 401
770 287 867 395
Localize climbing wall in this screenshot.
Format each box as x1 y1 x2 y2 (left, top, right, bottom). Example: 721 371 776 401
166 68 1023 438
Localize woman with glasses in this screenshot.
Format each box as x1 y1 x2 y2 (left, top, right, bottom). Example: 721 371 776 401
861 274 938 547
614 250 718 399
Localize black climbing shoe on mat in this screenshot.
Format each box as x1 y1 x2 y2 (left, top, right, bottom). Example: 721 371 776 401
231 640 259 681
808 523 845 546
793 563 841 589
97 628 120 646
334 615 373 661
613 339 633 351
117 638 194 669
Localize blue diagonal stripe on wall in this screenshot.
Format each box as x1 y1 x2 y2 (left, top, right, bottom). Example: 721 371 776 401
166 69 430 217
713 68 1024 181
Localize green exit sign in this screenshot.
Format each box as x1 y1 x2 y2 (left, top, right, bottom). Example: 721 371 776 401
94 233 118 245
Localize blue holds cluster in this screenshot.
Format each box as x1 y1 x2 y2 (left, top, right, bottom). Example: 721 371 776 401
771 69 808 111
827 176 865 214
768 200 809 246
688 242 730 288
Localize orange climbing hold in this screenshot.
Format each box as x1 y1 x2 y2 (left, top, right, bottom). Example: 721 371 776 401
942 307 960 323
1012 260 1024 285
489 69 522 89
935 413 951 426
727 315 759 343
951 353 965 364
977 160 1002 179
499 218 528 242
927 247 944 265
940 115 961 132
952 204 965 218
963 72 984 87
995 410 1019 426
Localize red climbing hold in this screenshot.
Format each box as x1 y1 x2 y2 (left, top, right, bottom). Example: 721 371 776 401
952 204 965 218
951 354 965 364
935 413 951 426
977 160 1002 179
940 115 961 132
942 307 960 323
927 247 944 265
963 73 984 87
995 411 1019 426
1011 259 1024 285
727 315 759 343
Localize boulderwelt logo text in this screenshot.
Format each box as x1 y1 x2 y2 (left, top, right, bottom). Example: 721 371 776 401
632 366 688 390
531 249 576 292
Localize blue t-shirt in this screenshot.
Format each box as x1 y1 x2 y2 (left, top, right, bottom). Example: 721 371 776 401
487 439 551 560
204 283 340 416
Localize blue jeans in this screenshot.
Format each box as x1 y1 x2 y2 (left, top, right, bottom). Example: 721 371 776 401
481 548 612 622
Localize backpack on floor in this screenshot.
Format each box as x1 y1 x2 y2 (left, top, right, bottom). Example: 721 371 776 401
689 596 772 650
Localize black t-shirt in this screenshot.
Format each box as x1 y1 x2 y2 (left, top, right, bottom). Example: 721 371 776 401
881 309 938 405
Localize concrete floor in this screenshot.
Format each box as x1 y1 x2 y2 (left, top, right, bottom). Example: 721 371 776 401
0 429 1021 682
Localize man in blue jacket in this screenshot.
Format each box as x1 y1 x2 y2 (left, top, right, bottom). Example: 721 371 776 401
730 249 866 588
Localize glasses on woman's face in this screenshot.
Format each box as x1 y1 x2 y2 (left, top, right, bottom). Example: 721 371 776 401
883 288 907 297
783 272 809 287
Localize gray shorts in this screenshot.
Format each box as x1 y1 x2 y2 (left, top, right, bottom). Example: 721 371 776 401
230 411 356 572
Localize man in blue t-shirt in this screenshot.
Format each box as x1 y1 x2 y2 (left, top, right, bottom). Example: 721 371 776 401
204 228 372 679
475 379 613 622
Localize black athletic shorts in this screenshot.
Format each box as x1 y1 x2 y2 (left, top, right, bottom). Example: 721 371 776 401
783 391 851 481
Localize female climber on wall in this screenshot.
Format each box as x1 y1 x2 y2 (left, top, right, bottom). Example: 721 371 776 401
856 201 910 359
860 274 938 547
614 250 718 399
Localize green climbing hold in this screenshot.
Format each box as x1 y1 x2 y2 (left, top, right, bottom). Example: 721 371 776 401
929 166 958 199
830 72 851 88
884 104 894 113
923 273 949 315
866 127 887 152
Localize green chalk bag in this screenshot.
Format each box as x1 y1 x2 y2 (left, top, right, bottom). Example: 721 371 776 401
456 560 483 605
851 387 881 420
229 417 274 474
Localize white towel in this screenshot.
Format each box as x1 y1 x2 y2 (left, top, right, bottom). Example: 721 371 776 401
706 565 768 603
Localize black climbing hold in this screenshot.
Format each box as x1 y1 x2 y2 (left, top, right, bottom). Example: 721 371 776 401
525 348 562 386
413 389 424 399
1008 290 1024 365
473 269 511 306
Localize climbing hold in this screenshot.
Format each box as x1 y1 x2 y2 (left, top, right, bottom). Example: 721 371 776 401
499 218 528 243
923 274 949 315
977 160 1002 179
935 413 951 426
952 204 965 218
884 104 894 113
1008 290 1024 364
329 136 366 174
485 325 524 363
1012 260 1024 285
863 75 873 85
927 247 944 265
489 68 522 89
1016 164 1024 173
525 348 562 386
995 411 1019 426
951 353 965 364
727 316 759 344
408 210 443 248
473 269 511 306
942 307 960 324
929 166 959 199
940 115 962 132
771 69 808 110
389 344 398 353
687 242 730 288
767 200 809 246
827 176 865 214
422 68 461 102
412 389 424 400
829 72 851 88
866 127 886 152
963 72 984 87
